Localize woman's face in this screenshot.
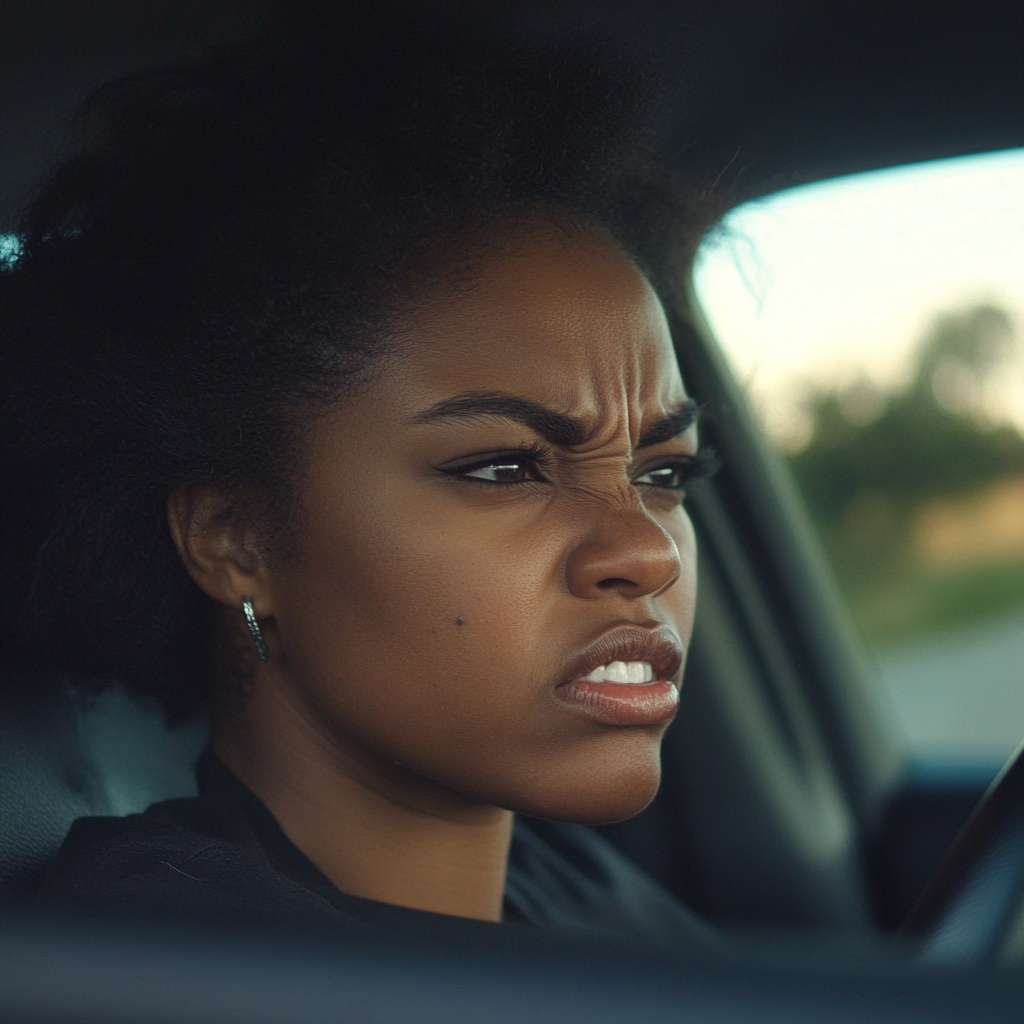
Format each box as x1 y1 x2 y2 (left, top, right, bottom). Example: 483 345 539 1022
266 222 699 824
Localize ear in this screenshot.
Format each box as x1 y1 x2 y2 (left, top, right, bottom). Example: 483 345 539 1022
167 485 273 618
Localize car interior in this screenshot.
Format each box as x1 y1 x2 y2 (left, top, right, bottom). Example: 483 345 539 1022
1 2 1022 1020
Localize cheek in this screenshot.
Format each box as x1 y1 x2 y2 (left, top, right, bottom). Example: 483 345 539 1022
271 481 569 771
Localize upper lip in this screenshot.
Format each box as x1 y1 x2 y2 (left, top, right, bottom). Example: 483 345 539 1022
560 624 684 686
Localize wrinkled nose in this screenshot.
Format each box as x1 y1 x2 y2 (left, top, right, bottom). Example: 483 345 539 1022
564 498 682 600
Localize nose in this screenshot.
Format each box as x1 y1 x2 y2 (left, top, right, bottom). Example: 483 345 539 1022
564 496 682 601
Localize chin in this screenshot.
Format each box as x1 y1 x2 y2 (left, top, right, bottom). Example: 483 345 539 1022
503 740 664 826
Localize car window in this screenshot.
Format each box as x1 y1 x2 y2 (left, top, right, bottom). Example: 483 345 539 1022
692 149 1024 784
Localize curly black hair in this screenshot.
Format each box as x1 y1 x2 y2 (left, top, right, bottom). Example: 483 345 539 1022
1 3 720 721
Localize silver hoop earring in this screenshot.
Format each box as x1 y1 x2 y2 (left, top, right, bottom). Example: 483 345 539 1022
242 597 269 663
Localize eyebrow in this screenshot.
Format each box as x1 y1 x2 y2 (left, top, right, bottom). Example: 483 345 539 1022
412 391 699 449
636 402 700 448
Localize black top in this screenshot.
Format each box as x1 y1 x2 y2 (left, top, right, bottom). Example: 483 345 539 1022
39 752 714 951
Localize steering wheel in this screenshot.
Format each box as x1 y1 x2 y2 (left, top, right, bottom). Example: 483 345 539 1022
898 739 1024 968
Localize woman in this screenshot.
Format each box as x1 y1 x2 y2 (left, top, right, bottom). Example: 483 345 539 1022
2 5 719 947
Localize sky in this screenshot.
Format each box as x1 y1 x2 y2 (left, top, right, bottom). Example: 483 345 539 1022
692 148 1024 448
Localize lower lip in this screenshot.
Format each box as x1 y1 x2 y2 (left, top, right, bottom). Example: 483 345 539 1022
555 679 679 726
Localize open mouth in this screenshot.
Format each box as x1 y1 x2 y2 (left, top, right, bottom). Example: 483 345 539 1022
555 625 683 727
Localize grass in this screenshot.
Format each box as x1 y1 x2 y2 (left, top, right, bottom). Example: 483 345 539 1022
846 558 1024 647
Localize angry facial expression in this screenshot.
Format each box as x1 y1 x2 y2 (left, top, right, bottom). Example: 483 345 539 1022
263 221 703 824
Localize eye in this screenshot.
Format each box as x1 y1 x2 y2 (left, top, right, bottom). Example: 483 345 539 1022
633 448 720 491
438 445 552 486
634 463 691 490
463 459 540 483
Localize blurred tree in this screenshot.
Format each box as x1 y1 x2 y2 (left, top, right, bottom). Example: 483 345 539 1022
790 304 1022 520
785 304 1024 638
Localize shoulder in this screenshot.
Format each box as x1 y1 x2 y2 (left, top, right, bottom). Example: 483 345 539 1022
38 799 337 926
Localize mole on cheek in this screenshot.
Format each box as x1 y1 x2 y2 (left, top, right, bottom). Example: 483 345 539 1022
455 616 465 626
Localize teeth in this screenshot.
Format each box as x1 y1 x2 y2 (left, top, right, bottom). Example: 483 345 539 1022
583 661 654 684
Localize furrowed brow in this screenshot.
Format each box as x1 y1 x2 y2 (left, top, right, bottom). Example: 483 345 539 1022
637 401 700 449
412 391 590 447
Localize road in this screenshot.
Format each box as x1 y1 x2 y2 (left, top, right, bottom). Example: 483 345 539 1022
873 606 1024 771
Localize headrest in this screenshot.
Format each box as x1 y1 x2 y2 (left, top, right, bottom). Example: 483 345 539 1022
0 677 206 897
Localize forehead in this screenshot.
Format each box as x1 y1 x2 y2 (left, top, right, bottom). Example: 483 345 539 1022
390 222 686 414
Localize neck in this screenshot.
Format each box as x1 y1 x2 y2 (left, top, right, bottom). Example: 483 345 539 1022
212 671 514 923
